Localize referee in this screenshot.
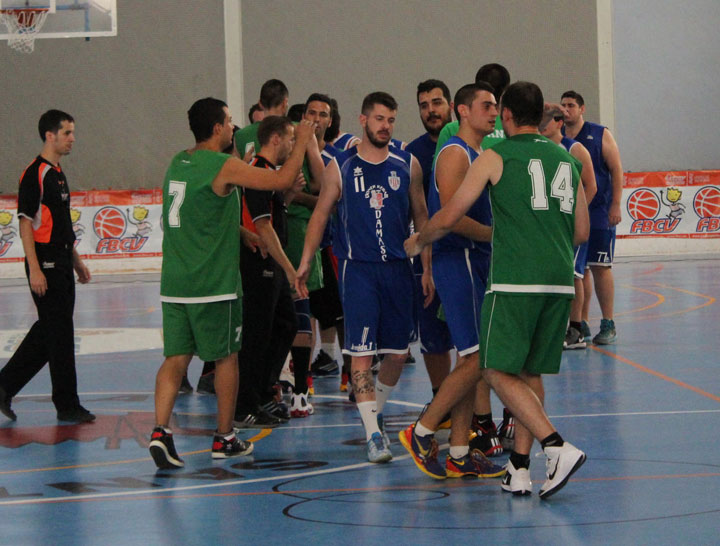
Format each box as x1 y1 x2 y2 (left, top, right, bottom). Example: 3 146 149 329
0 110 94 423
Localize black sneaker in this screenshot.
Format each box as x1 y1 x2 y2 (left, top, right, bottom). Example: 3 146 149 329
405 353 416 364
469 416 503 457
57 405 96 423
196 372 215 395
233 410 283 429
498 409 515 452
149 426 184 469
312 349 340 376
211 432 254 459
0 385 17 421
261 400 290 421
178 375 193 394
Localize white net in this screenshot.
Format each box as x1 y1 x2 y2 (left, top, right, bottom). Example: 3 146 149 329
0 8 49 53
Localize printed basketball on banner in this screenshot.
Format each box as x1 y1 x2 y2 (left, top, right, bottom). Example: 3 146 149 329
693 186 720 233
93 206 127 239
627 189 660 220
627 188 681 234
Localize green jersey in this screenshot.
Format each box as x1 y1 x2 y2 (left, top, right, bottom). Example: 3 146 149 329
234 123 260 160
160 150 242 303
435 115 505 157
486 134 580 297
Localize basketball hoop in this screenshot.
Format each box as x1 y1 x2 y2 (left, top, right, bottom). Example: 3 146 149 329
0 7 49 53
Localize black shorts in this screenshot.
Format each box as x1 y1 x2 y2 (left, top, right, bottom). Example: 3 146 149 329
309 246 343 330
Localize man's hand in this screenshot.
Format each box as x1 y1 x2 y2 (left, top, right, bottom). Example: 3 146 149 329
241 229 268 258
294 261 310 299
295 119 315 145
608 202 622 226
292 172 306 194
29 267 47 296
74 260 91 284
421 267 435 308
404 233 423 258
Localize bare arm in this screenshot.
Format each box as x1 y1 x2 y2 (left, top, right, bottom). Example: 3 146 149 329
571 142 597 204
254 218 296 285
305 138 324 194
19 217 45 296
574 176 590 245
290 191 319 209
72 248 91 284
602 128 624 226
240 225 268 258
435 146 493 242
295 160 341 298
408 156 434 307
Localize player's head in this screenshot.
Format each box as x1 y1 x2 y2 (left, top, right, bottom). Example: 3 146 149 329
259 79 289 114
324 97 341 142
539 103 566 136
38 109 74 141
499 81 544 132
39 110 75 155
360 92 397 149
475 63 511 101
416 79 453 137
257 116 295 164
187 97 232 146
287 103 305 123
454 82 497 136
248 103 264 124
304 93 333 140
560 90 585 125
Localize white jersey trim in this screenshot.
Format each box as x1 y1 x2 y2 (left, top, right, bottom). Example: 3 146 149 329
160 293 237 304
488 284 575 295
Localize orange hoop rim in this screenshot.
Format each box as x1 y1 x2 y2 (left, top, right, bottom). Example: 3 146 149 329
0 7 49 13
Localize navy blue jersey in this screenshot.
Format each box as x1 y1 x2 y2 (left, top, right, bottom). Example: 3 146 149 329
320 143 341 248
405 132 436 199
569 122 611 229
332 147 412 262
560 136 577 153
389 138 407 151
428 136 491 255
332 132 360 151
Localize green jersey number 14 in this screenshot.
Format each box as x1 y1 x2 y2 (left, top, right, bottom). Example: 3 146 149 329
528 160 574 214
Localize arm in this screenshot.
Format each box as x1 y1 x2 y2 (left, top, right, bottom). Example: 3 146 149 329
571 142 597 204
405 149 502 257
72 248 91 284
290 191 319 209
295 161 342 298
602 128 624 226
18 218 46 296
283 172 307 206
254 218 296 285
305 138 324 194
435 146 493 242
573 175 590 245
240 225 268 258
408 156 434 307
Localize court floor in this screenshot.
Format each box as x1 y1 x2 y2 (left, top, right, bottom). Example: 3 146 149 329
0 256 718 545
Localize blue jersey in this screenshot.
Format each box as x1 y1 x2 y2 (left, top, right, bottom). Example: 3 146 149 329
390 138 407 151
560 136 577 153
428 136 492 255
332 147 412 262
406 132 436 199
332 132 360 151
320 143 342 248
570 122 612 229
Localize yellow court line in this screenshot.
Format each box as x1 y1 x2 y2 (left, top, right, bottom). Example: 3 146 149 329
0 429 272 476
590 346 720 404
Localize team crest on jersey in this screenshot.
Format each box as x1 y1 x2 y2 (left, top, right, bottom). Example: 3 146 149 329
365 185 389 210
388 171 401 191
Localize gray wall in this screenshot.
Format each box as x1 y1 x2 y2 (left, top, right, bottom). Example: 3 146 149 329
0 0 226 192
613 0 720 171
241 0 599 143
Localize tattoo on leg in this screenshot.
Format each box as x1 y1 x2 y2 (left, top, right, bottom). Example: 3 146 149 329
352 370 375 395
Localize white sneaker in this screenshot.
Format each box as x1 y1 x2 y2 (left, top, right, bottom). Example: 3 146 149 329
290 393 314 418
539 442 586 499
500 460 532 495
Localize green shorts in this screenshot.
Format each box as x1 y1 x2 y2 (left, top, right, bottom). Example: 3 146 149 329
162 298 243 361
286 215 323 292
479 293 570 375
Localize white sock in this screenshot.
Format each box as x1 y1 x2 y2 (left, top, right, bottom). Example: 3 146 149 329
321 342 336 359
375 379 394 415
357 401 380 440
449 445 469 459
414 421 435 437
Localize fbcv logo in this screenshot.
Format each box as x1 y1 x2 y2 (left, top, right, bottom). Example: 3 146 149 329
693 186 720 232
93 206 149 253
627 188 680 234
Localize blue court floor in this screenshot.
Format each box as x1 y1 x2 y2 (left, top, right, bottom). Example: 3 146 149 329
0 256 719 545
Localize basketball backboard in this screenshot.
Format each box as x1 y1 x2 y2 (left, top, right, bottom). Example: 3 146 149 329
0 0 116 40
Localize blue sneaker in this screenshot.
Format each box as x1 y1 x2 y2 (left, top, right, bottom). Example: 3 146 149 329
580 320 592 342
367 432 392 463
377 413 390 449
446 450 506 478
592 318 617 345
398 423 446 479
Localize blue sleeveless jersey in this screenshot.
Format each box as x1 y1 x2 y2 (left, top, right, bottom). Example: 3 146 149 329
332 147 412 262
560 136 577 153
332 132 359 151
406 132 436 199
390 138 407 150
320 143 341 248
572 122 612 229
428 136 492 255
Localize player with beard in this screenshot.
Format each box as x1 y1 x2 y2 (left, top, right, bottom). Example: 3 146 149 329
296 92 433 463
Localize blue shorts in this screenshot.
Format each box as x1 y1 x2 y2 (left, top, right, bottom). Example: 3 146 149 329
338 259 415 356
573 242 588 278
587 227 616 267
432 248 489 356
294 297 312 334
413 261 453 355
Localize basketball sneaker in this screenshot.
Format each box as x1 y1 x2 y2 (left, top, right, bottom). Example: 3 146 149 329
340 372 349 392
196 372 215 395
497 409 515 451
446 450 506 478
377 413 390 449
398 423 446 479
0 386 16 421
311 349 340 376
367 432 392 463
500 460 532 496
469 416 503 457
57 405 96 423
233 410 282 429
580 320 592 342
592 319 617 345
149 426 184 469
563 326 587 350
261 400 290 421
307 376 314 396
211 431 254 459
290 393 314 418
178 375 193 394
538 442 586 499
